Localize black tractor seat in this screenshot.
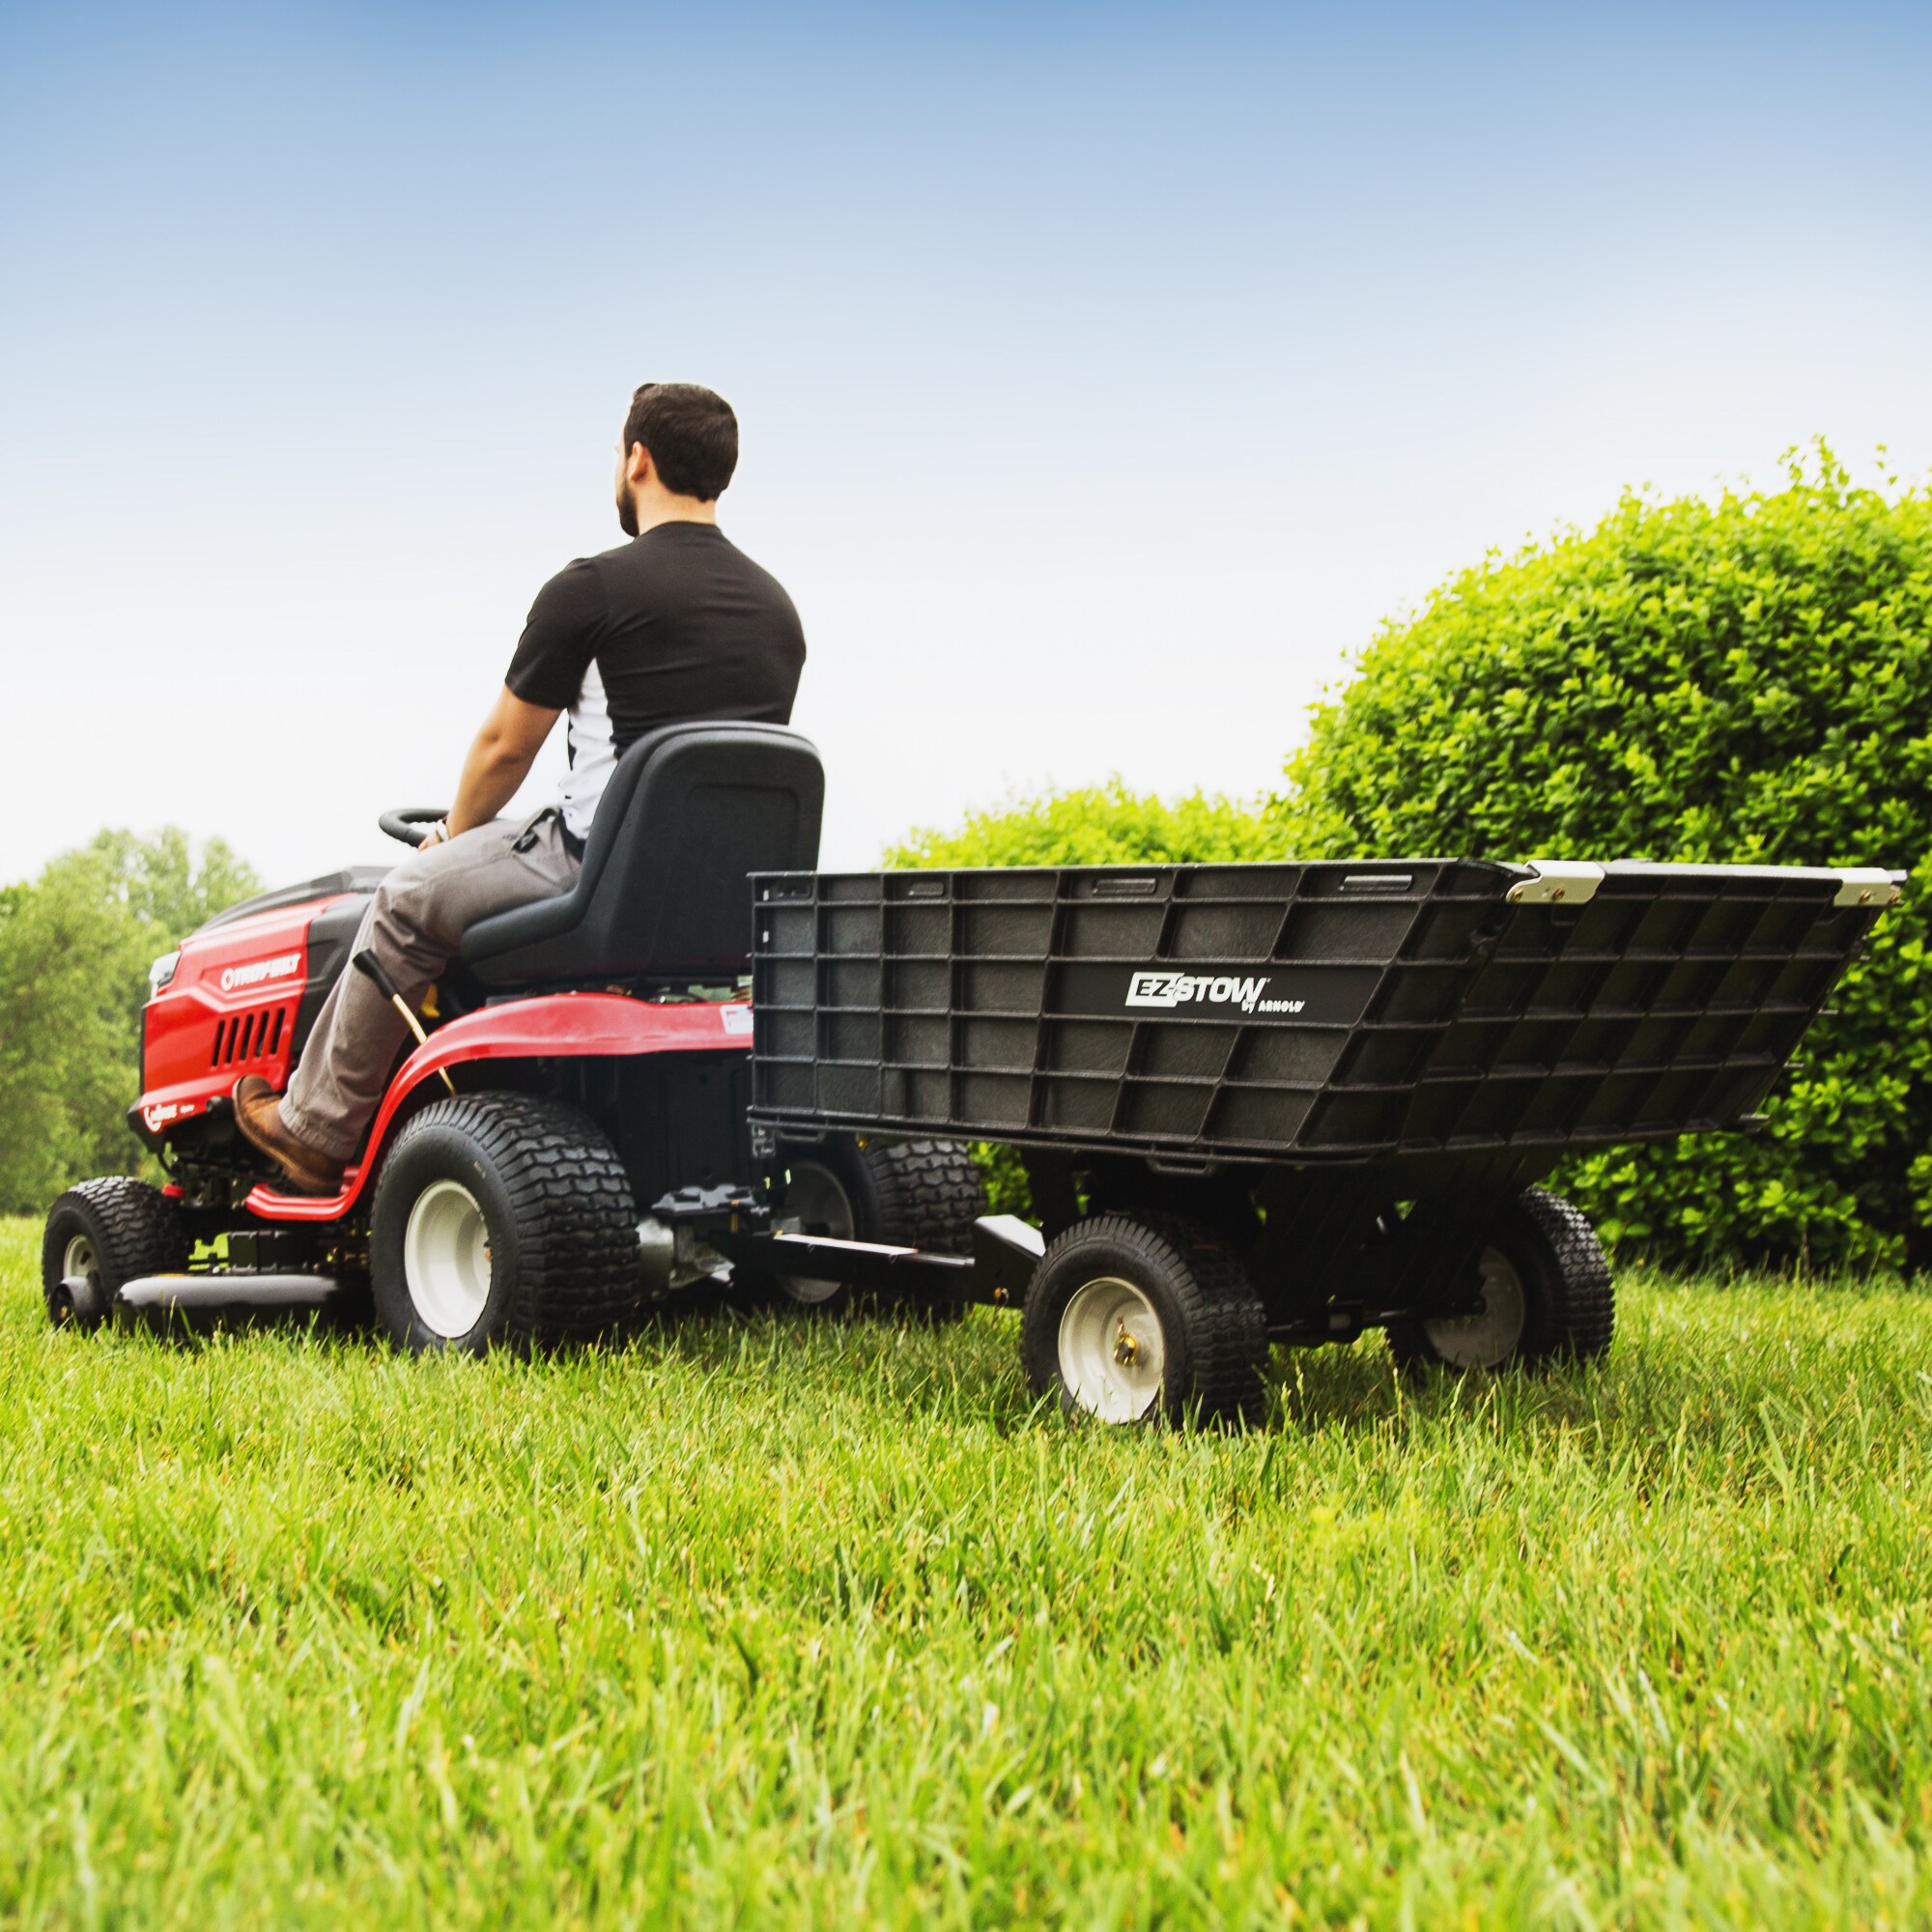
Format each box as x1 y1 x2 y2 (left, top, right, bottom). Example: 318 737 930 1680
460 722 824 988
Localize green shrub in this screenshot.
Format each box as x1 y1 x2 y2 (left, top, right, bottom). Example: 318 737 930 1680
1274 446 1932 1270
886 779 1276 870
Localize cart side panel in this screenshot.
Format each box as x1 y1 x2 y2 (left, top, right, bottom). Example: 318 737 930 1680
749 860 1887 1166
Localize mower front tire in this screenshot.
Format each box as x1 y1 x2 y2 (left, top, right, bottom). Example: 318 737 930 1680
42 1178 188 1330
370 1093 639 1354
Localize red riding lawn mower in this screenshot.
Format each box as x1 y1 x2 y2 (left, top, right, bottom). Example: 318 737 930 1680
42 724 999 1354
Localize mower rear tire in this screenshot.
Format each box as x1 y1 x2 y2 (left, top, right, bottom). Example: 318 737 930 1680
1021 1213 1270 1428
1385 1187 1615 1375
861 1139 988 1255
42 1178 188 1331
768 1137 987 1319
370 1093 639 1354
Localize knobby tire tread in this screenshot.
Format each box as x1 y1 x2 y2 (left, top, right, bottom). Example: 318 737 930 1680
386 1093 639 1346
1518 1185 1616 1362
861 1140 987 1253
857 1139 987 1321
42 1177 188 1325
1025 1211 1269 1428
1389 1184 1615 1373
1131 1212 1271 1426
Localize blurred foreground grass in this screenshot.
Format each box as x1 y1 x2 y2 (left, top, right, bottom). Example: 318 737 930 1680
3 1214 1931 1928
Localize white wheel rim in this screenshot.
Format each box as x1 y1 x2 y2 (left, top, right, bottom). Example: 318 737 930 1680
1423 1245 1527 1369
1058 1275 1167 1423
63 1234 99 1293
403 1179 494 1338
779 1161 853 1305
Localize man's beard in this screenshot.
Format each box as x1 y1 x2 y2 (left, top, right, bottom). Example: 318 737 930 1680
616 486 639 538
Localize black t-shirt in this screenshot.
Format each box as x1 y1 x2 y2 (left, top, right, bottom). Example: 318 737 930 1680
505 522 807 835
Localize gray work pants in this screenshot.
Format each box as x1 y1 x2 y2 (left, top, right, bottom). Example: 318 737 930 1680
282 813 580 1161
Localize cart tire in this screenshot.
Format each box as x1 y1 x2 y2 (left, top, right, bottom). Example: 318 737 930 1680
370 1093 639 1354
42 1178 189 1330
1387 1187 1614 1375
1021 1213 1269 1427
769 1137 987 1319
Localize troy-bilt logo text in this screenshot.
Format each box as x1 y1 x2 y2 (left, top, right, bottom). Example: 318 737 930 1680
219 952 301 994
1125 971 1304 1016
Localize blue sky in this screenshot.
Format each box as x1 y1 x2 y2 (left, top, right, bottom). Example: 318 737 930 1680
2 1 1928 887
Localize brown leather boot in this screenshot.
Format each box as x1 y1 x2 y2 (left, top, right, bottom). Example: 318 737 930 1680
232 1076 346 1197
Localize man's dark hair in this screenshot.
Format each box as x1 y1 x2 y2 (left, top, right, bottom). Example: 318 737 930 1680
622 383 739 500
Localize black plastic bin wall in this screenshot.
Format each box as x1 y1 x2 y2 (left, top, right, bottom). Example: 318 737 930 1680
748 861 1890 1168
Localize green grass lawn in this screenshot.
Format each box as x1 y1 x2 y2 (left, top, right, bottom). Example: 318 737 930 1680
4 1216 1932 1929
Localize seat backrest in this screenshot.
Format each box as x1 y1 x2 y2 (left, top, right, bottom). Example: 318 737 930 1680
461 722 824 986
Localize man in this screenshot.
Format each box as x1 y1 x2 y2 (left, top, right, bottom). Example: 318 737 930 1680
234 382 807 1195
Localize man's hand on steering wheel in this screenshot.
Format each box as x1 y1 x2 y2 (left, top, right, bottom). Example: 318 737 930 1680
378 808 452 850
378 689 562 853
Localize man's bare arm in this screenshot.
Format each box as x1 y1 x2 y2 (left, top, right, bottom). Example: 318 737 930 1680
443 686 563 838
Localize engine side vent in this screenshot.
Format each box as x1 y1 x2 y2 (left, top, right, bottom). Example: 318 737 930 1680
210 1005 297 1068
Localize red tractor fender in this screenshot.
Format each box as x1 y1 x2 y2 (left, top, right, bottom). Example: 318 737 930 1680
243 991 753 1222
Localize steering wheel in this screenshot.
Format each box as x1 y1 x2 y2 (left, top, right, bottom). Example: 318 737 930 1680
378 808 450 850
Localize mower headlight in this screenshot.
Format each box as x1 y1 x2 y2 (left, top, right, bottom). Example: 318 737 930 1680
148 951 180 995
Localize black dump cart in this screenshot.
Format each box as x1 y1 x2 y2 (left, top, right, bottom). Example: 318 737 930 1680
731 858 1900 1423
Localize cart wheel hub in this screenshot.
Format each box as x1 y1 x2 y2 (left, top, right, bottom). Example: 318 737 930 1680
1060 1275 1166 1423
1422 1246 1526 1370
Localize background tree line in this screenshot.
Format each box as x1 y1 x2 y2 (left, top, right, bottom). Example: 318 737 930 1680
6 449 1927 1266
0 832 256 1213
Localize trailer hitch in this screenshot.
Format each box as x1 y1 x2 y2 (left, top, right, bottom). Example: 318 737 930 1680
711 1214 1044 1308
638 1183 770 1296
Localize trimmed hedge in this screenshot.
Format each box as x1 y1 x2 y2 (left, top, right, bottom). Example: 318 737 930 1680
1275 448 1932 1269
886 780 1274 870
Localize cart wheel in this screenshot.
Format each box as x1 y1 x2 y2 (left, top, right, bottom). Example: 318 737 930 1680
42 1178 188 1330
1387 1187 1614 1374
1021 1213 1269 1427
770 1138 987 1319
369 1093 639 1353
